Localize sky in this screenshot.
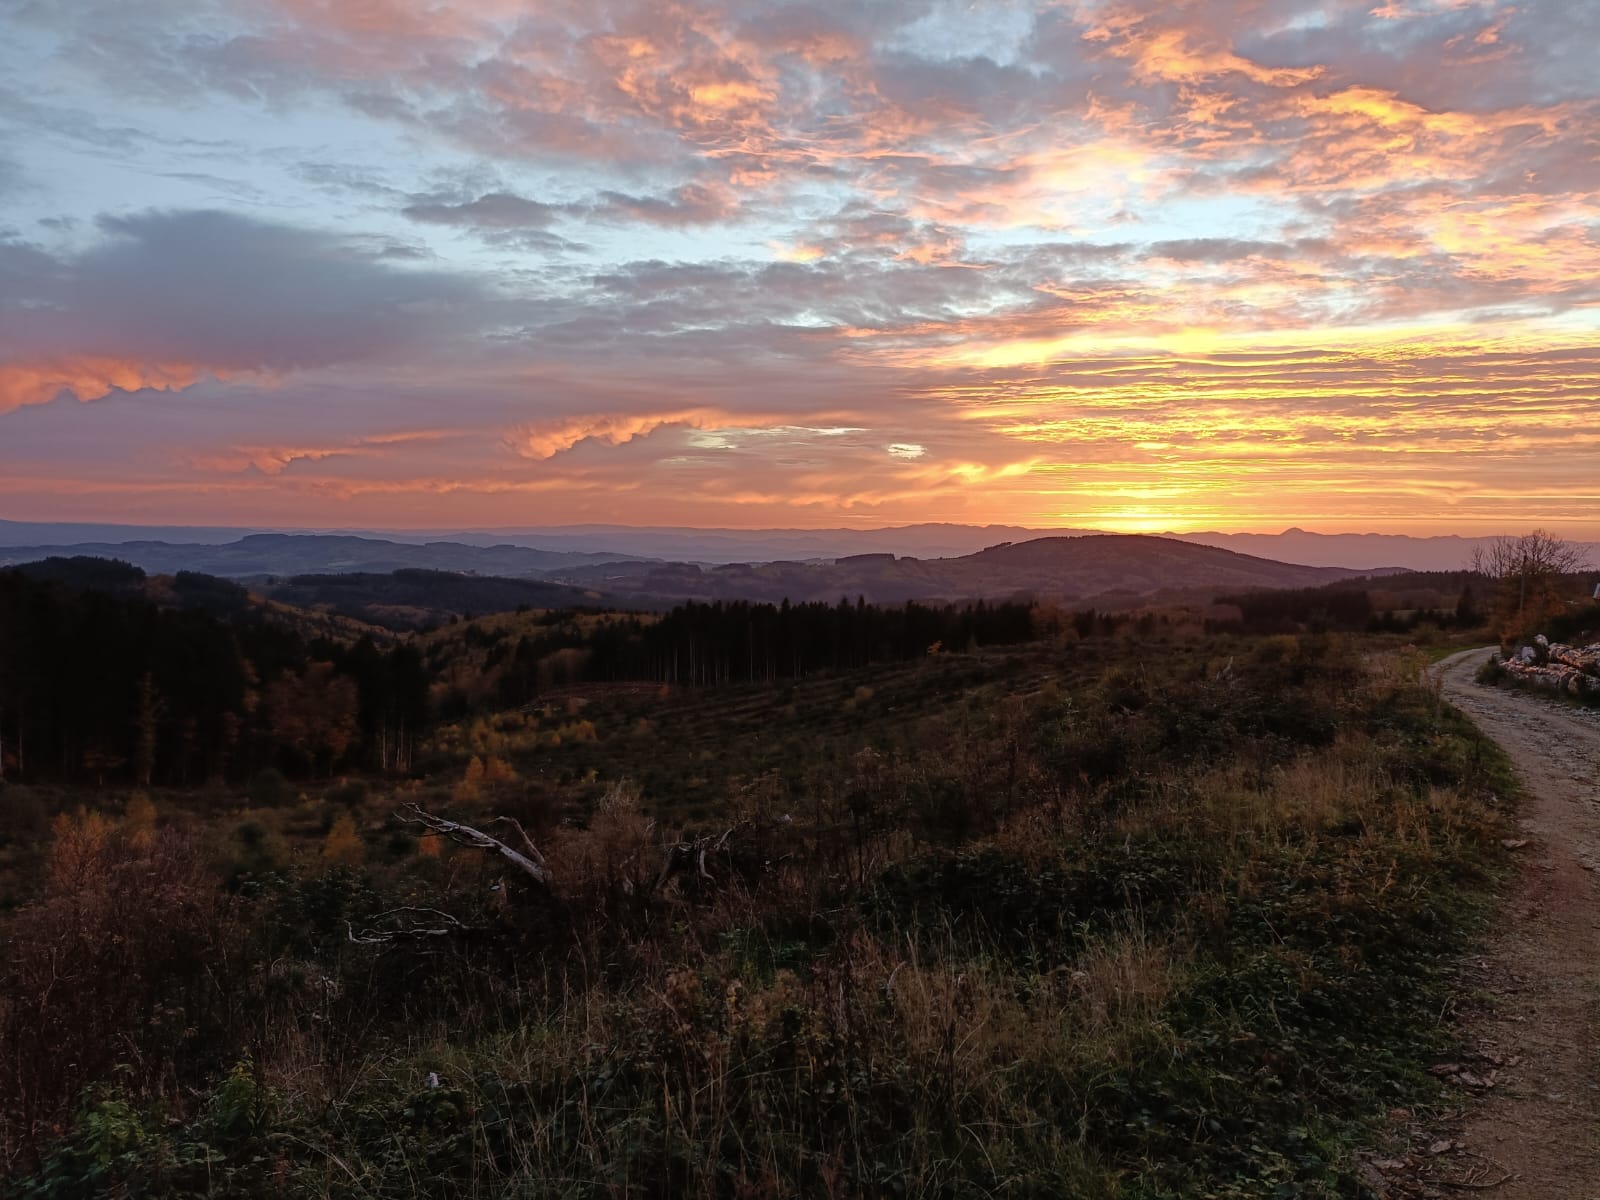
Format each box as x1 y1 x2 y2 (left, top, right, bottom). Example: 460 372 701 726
0 0 1596 536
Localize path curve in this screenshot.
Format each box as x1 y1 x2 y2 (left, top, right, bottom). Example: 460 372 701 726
1421 647 1600 1195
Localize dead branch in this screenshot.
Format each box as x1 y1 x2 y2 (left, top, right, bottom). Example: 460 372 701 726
651 822 745 894
1431 1151 1517 1192
395 805 765 903
347 906 475 945
398 804 551 886
490 816 549 868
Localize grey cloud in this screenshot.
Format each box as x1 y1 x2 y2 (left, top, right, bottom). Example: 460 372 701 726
293 162 406 198
399 190 585 252
1 209 486 370
871 51 1072 127
403 182 747 241
402 191 565 229
1240 0 1600 110
586 250 1030 336
591 184 737 227
0 85 151 152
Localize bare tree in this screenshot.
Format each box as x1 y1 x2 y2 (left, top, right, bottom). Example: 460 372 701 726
1470 530 1590 638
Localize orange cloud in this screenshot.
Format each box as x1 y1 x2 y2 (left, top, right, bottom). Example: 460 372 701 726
0 358 249 413
506 408 863 459
1119 27 1324 87
187 430 447 475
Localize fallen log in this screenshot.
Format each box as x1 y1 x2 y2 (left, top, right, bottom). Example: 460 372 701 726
1547 642 1600 673
395 803 756 897
348 906 476 945
1500 658 1600 696
398 803 551 886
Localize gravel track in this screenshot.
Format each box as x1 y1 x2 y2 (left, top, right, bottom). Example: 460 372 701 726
1424 647 1600 1196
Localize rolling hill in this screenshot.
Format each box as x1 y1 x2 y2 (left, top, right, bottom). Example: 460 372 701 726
549 534 1396 604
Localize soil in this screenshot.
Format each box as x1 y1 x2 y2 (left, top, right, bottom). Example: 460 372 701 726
1371 647 1600 1197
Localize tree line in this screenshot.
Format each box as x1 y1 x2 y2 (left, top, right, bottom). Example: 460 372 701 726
0 565 428 786
472 598 1040 708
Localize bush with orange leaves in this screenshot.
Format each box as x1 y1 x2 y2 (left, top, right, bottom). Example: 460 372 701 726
0 811 245 1166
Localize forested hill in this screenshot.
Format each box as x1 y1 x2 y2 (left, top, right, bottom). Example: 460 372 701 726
256 569 617 630
0 561 1043 785
7 555 621 633
0 564 429 786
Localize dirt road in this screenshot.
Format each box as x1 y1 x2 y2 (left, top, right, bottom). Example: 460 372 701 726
1421 647 1600 1195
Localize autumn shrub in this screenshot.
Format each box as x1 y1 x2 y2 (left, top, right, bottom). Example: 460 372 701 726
0 819 247 1165
320 813 365 866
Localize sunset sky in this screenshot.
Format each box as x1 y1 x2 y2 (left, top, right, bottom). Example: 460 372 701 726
1 0 1596 535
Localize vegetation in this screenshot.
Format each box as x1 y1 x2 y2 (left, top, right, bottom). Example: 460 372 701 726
0 614 1517 1197
260 569 612 632
1211 574 1483 636
1475 602 1600 708
0 568 429 786
1469 530 1591 641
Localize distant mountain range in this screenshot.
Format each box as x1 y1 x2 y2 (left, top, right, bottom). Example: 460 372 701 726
3 533 1400 613
545 535 1392 605
3 518 1595 571
0 533 625 578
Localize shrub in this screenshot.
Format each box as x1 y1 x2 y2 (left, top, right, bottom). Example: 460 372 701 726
0 824 244 1163
123 791 157 841
321 814 365 867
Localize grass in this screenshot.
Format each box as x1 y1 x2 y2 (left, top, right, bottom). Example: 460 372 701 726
0 632 1519 1198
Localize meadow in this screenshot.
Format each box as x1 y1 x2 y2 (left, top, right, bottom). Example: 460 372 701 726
0 624 1517 1198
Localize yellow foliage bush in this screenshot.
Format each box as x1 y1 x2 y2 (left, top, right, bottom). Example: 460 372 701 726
48 808 113 892
125 791 158 842
321 814 364 866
